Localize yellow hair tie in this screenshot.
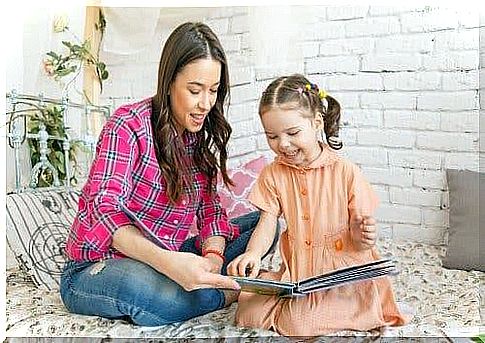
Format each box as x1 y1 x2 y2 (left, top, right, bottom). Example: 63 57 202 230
305 84 311 91
318 89 327 99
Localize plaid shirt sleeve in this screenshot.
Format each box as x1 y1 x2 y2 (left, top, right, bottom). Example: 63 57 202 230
86 111 137 252
197 180 239 245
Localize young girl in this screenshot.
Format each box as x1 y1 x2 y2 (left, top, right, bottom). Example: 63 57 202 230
227 74 409 336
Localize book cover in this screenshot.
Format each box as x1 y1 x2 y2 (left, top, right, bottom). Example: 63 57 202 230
231 258 398 298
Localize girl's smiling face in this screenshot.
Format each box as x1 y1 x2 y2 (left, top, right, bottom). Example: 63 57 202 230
261 105 324 167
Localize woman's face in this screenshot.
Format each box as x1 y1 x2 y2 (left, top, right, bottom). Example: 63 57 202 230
169 58 221 135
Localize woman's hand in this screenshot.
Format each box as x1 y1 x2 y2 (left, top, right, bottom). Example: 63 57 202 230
201 235 226 274
350 215 377 251
112 225 239 292
204 253 224 274
227 250 261 278
162 251 240 291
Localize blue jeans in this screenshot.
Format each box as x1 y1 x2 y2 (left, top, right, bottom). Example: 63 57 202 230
60 211 276 326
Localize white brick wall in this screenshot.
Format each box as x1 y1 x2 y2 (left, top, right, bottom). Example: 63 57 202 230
479 14 485 171
98 6 480 246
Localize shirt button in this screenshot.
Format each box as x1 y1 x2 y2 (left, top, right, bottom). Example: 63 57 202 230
335 238 343 251
182 200 187 205
299 170 305 175
302 214 310 221
173 219 179 225
301 189 307 196
305 240 311 246
163 234 169 239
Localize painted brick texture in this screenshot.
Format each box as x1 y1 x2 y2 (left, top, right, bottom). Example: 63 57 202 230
99 6 480 245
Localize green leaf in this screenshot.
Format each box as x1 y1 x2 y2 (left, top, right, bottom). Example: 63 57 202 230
46 52 59 59
55 150 64 165
98 9 106 32
70 44 82 52
56 68 75 77
101 70 109 80
84 40 92 51
471 334 485 343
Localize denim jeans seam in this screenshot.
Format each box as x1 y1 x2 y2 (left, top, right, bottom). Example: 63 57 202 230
215 288 226 308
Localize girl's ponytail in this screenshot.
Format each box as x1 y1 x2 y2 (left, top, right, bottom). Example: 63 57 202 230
323 95 343 150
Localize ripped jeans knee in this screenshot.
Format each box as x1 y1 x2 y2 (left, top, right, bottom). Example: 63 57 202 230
59 258 225 326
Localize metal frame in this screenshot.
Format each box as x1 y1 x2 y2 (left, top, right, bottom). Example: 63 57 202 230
6 90 111 193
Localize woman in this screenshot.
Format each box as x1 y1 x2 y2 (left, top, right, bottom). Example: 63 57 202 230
60 22 274 326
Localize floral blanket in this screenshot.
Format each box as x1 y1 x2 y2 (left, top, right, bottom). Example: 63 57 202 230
5 239 483 341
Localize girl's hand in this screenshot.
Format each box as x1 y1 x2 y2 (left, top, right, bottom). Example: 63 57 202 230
227 250 261 278
350 215 377 250
162 251 240 291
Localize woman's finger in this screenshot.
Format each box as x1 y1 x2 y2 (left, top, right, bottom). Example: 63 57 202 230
199 273 241 290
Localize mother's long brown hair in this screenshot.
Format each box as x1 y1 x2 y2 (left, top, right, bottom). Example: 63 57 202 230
152 22 233 203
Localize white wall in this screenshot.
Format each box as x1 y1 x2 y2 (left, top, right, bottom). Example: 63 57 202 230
7 5 482 245
6 4 87 98
97 6 481 245
480 13 485 172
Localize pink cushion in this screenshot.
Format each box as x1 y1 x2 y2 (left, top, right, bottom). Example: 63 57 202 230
218 155 268 219
189 155 268 236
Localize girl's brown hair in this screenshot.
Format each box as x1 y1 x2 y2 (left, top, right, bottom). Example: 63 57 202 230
259 74 343 150
152 22 233 202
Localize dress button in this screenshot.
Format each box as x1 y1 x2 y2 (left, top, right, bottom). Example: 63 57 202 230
305 240 311 246
299 170 305 175
163 234 169 239
173 219 179 225
181 200 187 205
335 238 343 251
302 214 310 221
301 189 307 196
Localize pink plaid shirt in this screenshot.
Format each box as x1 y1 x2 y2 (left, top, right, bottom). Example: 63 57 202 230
66 98 239 262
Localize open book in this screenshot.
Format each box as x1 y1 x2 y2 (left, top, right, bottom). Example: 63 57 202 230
231 258 398 298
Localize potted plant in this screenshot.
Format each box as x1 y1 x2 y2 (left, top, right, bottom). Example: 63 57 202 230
28 105 88 187
30 9 108 187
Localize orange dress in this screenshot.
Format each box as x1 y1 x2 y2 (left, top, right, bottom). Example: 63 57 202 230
235 145 410 336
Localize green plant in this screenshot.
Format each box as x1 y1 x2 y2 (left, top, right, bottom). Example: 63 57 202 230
472 334 485 343
28 105 88 187
43 9 108 94
33 9 107 187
